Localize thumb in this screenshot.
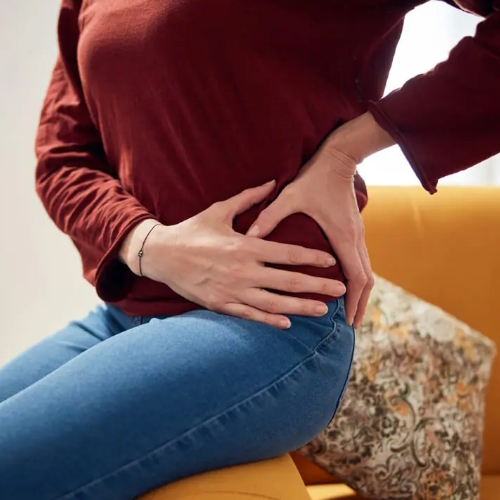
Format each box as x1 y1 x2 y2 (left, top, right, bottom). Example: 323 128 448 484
221 180 276 219
246 191 296 238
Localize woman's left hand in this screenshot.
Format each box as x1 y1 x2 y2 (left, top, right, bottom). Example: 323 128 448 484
247 142 374 329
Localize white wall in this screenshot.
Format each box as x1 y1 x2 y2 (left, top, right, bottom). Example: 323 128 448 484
0 1 496 365
0 0 98 365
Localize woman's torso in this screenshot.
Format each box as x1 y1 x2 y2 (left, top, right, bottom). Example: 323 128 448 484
77 0 414 315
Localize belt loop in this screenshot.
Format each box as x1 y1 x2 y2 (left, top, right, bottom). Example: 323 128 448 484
131 317 142 328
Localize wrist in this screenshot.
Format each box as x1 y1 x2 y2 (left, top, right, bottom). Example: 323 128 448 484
324 111 395 164
119 219 161 275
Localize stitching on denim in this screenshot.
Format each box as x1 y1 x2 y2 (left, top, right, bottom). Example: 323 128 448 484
328 298 341 333
313 317 337 352
309 297 341 351
326 324 356 426
54 346 327 500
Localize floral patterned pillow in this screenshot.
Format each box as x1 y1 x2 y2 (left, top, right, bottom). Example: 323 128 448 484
298 275 496 500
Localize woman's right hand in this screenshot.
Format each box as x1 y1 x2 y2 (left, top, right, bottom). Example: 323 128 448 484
120 181 346 329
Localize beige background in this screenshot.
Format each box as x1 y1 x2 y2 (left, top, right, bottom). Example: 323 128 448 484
0 0 493 365
0 0 97 366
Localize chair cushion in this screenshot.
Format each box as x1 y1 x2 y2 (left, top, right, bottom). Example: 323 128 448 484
137 455 311 500
307 484 361 500
298 275 496 500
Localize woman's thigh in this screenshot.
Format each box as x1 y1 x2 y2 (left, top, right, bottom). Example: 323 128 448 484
0 298 354 500
0 305 124 404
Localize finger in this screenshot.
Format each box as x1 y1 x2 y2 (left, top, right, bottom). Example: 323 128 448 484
246 191 296 238
220 180 276 220
242 288 330 317
328 239 366 327
353 244 374 329
252 267 346 297
222 303 291 330
249 238 336 268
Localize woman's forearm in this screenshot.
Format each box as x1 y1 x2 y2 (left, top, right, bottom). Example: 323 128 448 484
324 112 395 164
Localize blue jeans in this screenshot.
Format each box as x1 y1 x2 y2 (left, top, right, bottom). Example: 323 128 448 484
0 298 354 500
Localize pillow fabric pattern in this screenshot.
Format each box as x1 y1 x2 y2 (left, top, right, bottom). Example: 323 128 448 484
298 275 496 500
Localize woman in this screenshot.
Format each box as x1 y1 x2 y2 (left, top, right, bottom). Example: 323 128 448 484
1 1 499 499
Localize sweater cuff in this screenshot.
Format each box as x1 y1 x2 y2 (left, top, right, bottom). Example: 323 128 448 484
94 213 155 302
367 101 438 195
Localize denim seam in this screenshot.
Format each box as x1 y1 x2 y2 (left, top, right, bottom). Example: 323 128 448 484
325 298 341 341
309 298 341 354
326 324 356 426
54 342 335 500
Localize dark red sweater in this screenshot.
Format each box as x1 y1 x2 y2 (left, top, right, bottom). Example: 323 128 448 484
36 0 500 317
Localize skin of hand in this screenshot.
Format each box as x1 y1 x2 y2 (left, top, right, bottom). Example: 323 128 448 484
119 181 347 329
247 112 395 329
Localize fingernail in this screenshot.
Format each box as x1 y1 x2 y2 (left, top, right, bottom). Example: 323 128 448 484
280 318 291 329
265 179 276 186
316 304 329 315
326 256 336 266
246 225 260 237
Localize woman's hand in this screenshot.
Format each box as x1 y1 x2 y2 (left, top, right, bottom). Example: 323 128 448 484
247 146 373 329
120 181 347 329
247 111 395 328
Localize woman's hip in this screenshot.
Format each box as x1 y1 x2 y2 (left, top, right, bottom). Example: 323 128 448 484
166 296 355 447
